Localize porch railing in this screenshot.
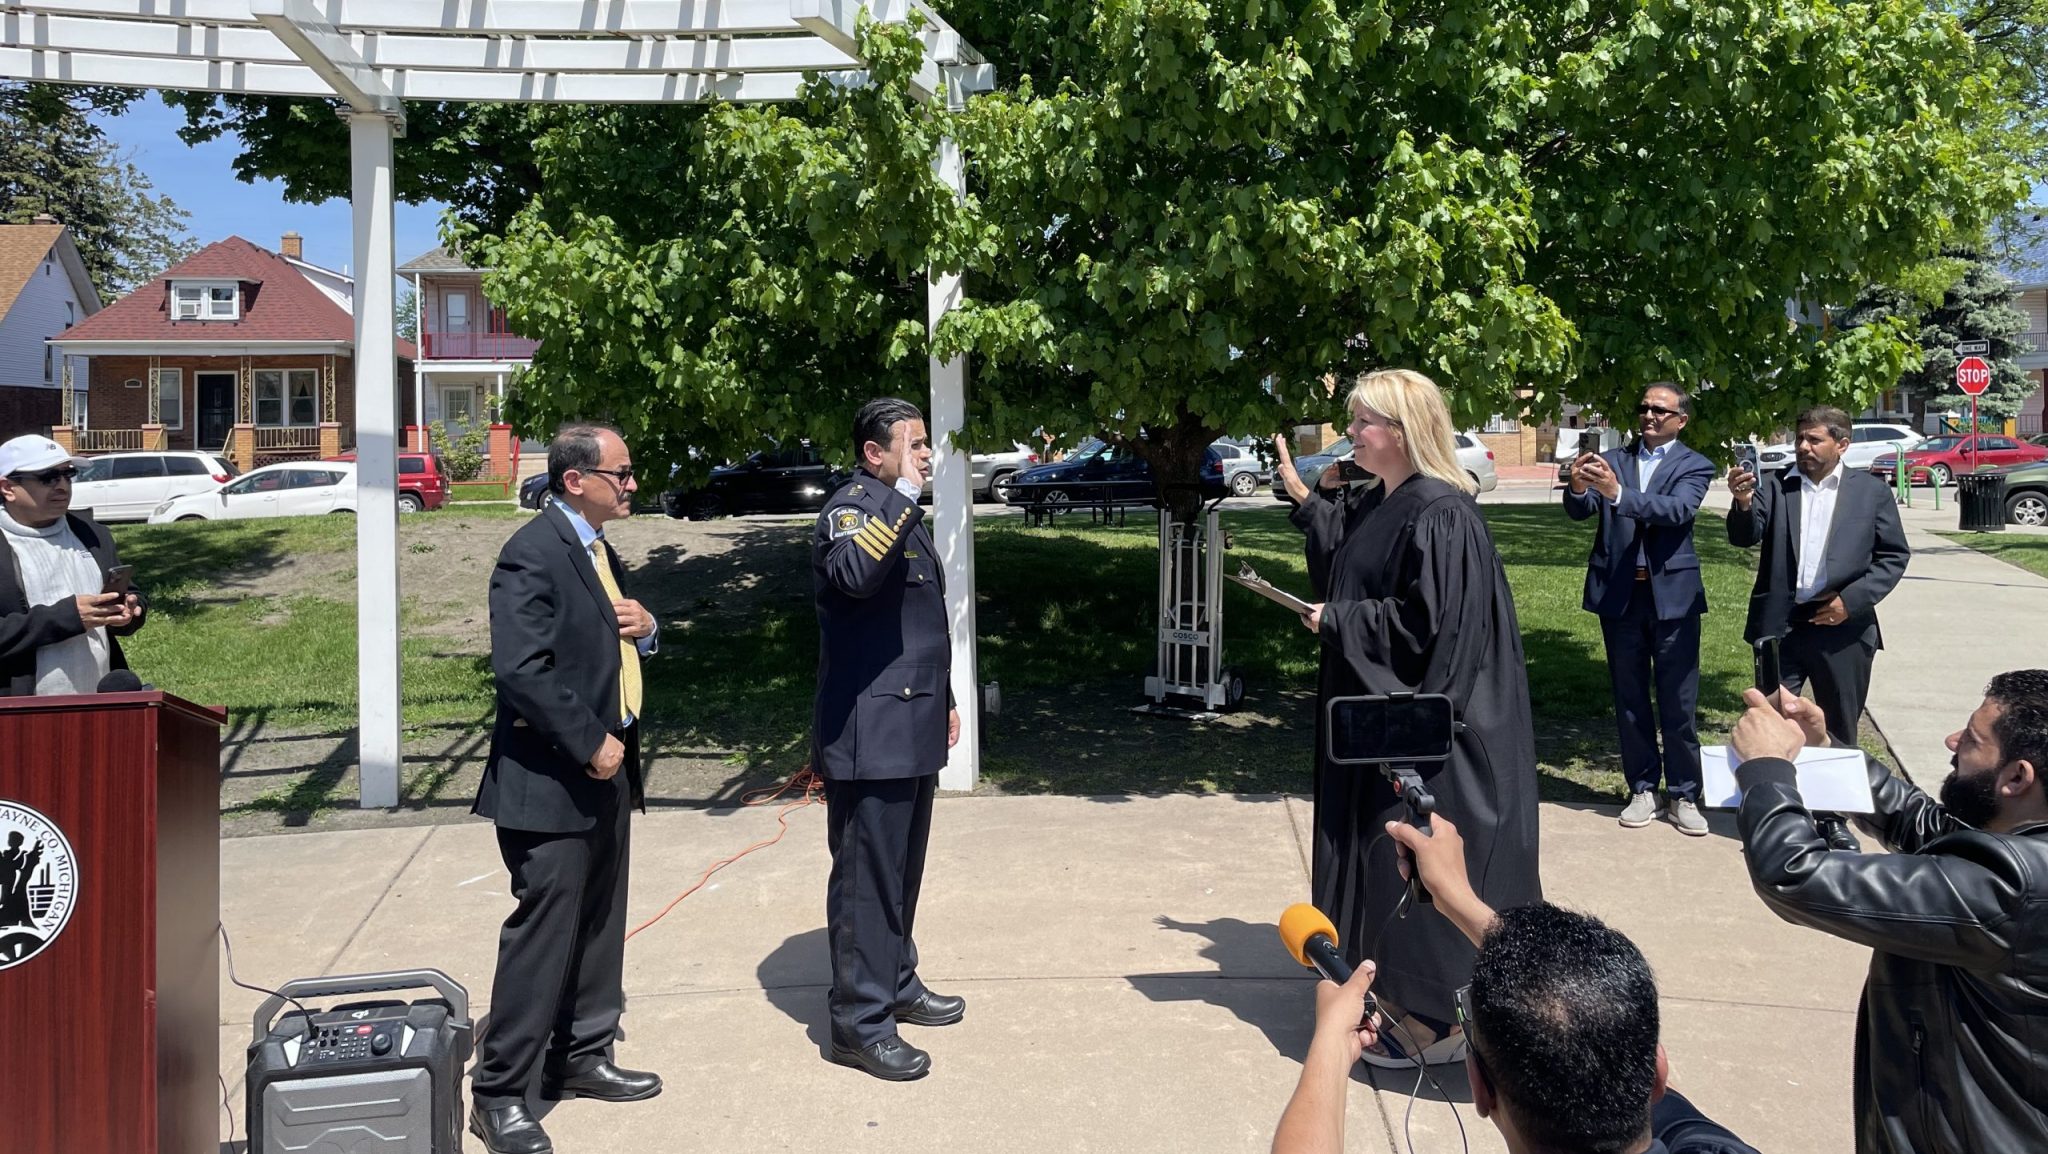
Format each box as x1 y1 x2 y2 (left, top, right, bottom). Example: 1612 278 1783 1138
76 429 144 453
420 331 539 360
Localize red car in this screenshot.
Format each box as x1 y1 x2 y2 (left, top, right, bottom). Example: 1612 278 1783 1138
1869 434 2048 485
323 451 451 512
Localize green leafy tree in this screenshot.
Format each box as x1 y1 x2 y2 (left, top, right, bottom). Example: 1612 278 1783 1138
396 284 419 345
0 84 197 298
1838 249 2035 422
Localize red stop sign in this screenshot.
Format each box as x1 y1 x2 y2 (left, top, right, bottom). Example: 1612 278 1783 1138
1957 355 1992 396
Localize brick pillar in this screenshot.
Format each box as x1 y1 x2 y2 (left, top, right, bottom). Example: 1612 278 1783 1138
319 422 342 459
50 426 75 453
142 423 166 452
487 424 514 479
230 424 255 471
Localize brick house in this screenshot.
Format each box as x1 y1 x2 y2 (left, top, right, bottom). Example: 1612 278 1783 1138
0 216 101 438
48 233 414 468
400 245 538 477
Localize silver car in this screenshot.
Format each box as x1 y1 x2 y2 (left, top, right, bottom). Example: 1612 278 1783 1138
919 442 1039 503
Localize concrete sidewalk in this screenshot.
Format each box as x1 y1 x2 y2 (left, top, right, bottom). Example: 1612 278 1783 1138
218 795 1864 1154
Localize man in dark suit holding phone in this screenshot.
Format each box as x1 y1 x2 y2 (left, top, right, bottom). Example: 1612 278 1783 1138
468 423 662 1154
1727 406 1910 846
1565 385 1717 836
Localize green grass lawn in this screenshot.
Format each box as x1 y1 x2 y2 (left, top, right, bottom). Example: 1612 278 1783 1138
1939 532 2048 580
113 503 1792 802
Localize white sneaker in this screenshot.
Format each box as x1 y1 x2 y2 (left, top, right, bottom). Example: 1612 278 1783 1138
1618 792 1659 828
1667 797 1709 837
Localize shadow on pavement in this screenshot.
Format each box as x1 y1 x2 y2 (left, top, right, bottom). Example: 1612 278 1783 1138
1125 915 1314 1061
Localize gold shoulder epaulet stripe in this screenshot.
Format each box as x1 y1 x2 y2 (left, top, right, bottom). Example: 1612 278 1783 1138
864 516 898 543
854 530 887 561
855 521 893 555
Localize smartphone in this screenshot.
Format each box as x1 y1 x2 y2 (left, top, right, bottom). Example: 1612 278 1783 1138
1325 694 1456 765
1753 638 1782 697
101 564 134 597
1335 459 1371 484
1735 445 1760 476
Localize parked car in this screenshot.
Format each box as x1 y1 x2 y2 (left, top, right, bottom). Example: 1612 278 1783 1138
323 451 449 512
148 461 356 523
664 440 850 520
1208 439 1269 496
519 471 551 509
918 442 1040 503
1990 459 2048 525
1005 437 1229 506
70 451 238 522
1273 433 1496 500
1755 422 1923 473
1871 434 2048 486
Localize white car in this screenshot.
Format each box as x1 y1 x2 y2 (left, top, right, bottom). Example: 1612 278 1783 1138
1454 433 1500 493
1755 422 1922 473
72 451 237 522
148 461 357 523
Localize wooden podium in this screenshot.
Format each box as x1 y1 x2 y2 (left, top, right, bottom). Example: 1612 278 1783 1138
0 691 224 1154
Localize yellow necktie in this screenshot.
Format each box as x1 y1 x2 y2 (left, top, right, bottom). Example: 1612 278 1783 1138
590 537 643 720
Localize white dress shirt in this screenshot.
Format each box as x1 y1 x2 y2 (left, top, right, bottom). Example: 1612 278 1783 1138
558 504 659 725
1795 461 1846 603
1635 439 1672 492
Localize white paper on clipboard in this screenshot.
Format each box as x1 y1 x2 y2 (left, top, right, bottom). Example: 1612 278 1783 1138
1226 565 1316 616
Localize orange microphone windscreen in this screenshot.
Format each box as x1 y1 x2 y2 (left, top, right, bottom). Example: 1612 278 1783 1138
1278 903 1339 968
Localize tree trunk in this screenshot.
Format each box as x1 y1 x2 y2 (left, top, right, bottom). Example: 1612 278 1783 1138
1134 411 1221 526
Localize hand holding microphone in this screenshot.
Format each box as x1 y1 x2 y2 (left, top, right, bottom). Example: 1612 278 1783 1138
1279 904 1381 1063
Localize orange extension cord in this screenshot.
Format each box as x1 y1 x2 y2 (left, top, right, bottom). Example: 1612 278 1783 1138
623 765 825 943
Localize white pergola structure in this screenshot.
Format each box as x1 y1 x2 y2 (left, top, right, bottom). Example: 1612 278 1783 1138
1 0 993 803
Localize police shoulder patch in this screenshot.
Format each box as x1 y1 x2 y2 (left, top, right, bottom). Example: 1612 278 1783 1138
828 506 864 539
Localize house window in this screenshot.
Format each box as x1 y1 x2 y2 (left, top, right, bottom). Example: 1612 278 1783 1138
62 301 73 328
72 388 86 431
443 291 469 331
157 369 184 430
254 368 319 426
441 387 476 429
42 345 51 382
172 282 239 320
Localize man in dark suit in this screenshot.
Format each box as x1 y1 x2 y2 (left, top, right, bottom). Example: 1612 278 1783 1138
1565 385 1717 835
0 434 145 696
469 424 662 1154
1727 406 1910 849
812 397 964 1082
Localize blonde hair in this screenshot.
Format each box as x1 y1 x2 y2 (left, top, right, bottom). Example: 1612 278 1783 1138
1345 369 1477 496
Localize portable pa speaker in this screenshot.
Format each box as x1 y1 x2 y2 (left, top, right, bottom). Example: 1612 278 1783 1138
245 969 472 1154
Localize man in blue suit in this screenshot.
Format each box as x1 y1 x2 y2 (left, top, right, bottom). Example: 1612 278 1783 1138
1565 385 1717 836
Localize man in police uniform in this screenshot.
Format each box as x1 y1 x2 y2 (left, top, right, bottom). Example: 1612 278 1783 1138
812 396 964 1081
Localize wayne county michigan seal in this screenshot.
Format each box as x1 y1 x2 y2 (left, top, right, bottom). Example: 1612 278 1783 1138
0 801 76 970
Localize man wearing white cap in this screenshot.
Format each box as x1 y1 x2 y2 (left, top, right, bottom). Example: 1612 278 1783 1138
0 435 146 696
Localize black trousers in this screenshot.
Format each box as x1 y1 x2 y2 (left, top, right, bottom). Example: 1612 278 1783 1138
471 771 632 1109
1599 583 1703 800
1780 621 1876 745
824 773 936 1048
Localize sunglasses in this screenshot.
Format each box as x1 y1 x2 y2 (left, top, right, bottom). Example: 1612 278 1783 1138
1454 983 1478 1044
1637 404 1682 419
8 466 77 486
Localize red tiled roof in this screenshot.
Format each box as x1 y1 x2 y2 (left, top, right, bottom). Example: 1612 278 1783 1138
57 236 410 359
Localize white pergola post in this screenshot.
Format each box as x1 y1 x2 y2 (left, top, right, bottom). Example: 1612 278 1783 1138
930 126 978 791
350 110 402 808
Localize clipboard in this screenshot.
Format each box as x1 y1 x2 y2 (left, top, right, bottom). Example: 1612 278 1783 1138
1225 563 1315 615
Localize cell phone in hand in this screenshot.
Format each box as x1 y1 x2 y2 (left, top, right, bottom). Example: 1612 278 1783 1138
1335 460 1370 484
1735 445 1759 476
1753 638 1782 698
101 564 134 597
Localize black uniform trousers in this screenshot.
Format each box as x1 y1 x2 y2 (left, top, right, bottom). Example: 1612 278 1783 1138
1600 581 1704 800
472 734 635 1109
824 773 936 1048
1779 619 1875 746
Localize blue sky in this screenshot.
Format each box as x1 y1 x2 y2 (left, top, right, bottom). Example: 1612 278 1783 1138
97 96 453 284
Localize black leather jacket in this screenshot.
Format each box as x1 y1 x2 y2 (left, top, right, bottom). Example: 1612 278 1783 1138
1736 755 2048 1154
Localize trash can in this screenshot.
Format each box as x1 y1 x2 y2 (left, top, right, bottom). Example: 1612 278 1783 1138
1957 471 2009 532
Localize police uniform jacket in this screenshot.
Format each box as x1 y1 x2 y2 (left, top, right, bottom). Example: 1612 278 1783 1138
811 471 952 781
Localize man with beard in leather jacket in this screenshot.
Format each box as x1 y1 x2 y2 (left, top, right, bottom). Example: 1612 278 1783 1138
1729 670 2048 1154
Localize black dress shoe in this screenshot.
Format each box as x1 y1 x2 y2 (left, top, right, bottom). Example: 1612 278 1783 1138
469 1103 552 1154
1820 818 1863 853
540 1060 664 1103
894 990 966 1027
830 1035 932 1081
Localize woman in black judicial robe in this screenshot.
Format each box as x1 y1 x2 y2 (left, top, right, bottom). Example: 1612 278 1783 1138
1282 368 1541 1059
